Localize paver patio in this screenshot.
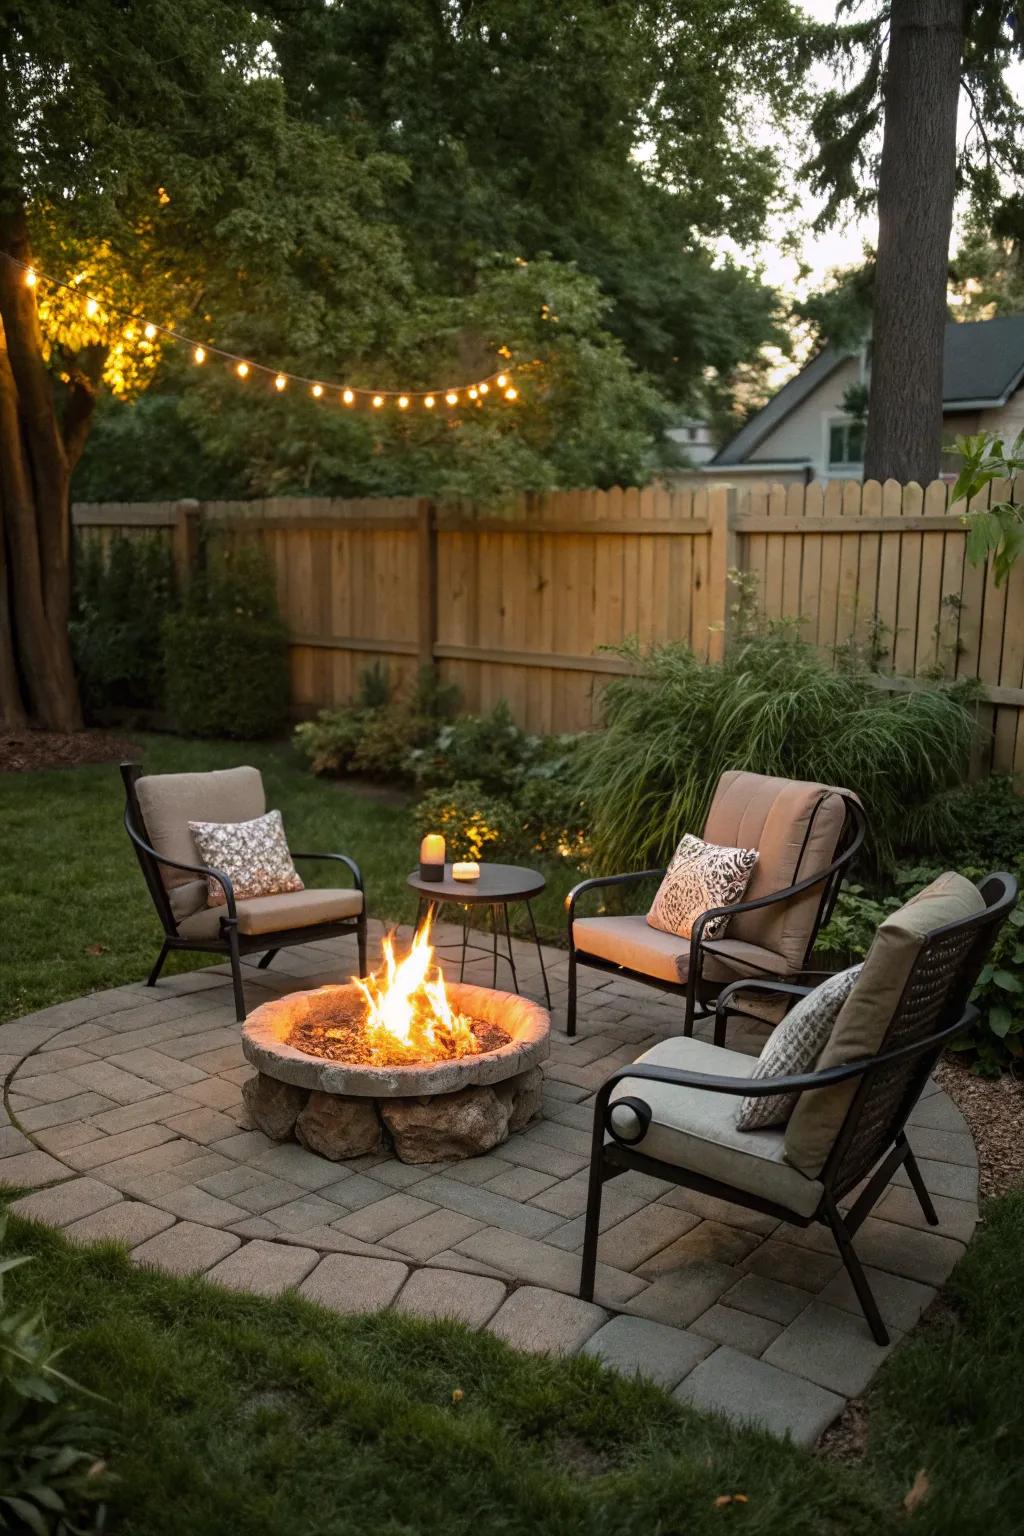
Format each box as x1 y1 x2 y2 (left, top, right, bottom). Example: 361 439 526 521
0 920 979 1446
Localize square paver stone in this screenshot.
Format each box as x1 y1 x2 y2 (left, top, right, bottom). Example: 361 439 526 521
64 1201 175 1247
818 1265 935 1334
131 1222 242 1276
8 1177 122 1228
395 1268 507 1327
582 1315 713 1389
488 1286 607 1355
298 1254 408 1315
690 1304 783 1357
674 1346 844 1447
207 1239 319 1296
764 1301 899 1396
623 1261 735 1327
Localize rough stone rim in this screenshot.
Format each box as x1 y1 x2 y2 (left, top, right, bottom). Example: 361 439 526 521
242 980 550 1098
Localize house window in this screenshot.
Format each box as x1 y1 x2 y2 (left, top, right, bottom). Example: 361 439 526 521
828 418 865 469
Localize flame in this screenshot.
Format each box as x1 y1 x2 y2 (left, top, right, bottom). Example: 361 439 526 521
350 920 482 1063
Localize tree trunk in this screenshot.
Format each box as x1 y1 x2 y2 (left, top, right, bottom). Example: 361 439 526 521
863 0 963 485
0 205 85 731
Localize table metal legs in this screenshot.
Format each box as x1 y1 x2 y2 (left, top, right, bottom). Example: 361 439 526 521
407 897 550 1008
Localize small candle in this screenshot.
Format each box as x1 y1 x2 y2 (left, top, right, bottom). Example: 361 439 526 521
419 833 445 883
452 860 480 882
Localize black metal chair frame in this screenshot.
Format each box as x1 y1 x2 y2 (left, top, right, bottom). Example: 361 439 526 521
565 790 867 1038
121 762 367 1022
579 872 1017 1345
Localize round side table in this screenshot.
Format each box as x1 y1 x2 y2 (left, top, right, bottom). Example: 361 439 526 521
406 863 551 1007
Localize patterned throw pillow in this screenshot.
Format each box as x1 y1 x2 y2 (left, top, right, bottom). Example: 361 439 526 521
736 965 863 1132
646 833 758 941
188 810 304 908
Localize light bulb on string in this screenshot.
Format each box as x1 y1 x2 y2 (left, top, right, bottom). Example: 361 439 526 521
424 395 435 409
143 323 157 341
372 394 384 409
311 383 323 398
504 386 518 400
342 389 354 405
193 346 205 364
24 269 36 288
85 298 98 318
275 375 287 391
445 391 458 406
468 386 478 400
398 395 409 410
478 382 489 395
497 374 507 388
236 362 249 379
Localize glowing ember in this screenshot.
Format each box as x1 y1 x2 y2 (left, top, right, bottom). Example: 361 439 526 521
285 922 509 1067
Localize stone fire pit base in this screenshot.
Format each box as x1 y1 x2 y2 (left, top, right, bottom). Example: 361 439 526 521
242 1066 544 1163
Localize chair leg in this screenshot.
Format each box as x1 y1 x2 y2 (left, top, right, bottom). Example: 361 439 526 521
901 1140 939 1226
826 1204 889 1346
226 923 246 1023
146 941 170 987
357 916 367 979
257 948 279 971
566 949 578 1037
579 1155 605 1303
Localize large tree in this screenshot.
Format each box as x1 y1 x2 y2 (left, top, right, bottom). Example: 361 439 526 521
805 1 1024 484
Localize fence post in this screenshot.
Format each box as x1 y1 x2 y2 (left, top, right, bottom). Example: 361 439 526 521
173 498 201 588
706 483 738 662
416 498 438 673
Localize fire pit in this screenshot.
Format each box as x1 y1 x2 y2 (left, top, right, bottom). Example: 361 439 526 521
241 925 549 1163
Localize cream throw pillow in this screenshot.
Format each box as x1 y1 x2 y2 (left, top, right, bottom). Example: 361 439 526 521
188 809 304 908
736 965 863 1131
647 833 758 941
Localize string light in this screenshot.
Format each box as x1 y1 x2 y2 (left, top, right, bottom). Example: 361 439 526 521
8 255 516 410
504 386 518 400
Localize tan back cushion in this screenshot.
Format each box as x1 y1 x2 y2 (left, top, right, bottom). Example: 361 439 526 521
703 771 849 968
135 767 265 919
784 871 985 1176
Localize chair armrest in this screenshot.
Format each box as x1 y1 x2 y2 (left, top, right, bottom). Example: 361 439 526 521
123 815 237 918
688 836 863 952
291 852 364 892
714 978 813 1022
591 1007 974 1132
565 869 665 921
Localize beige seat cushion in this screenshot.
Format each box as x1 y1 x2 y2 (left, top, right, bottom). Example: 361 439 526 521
703 771 850 969
136 767 265 919
573 914 791 986
609 1036 824 1218
177 887 363 940
785 872 985 1176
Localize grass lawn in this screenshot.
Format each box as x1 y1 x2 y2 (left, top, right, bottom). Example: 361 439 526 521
3 1192 1022 1536
0 733 578 1024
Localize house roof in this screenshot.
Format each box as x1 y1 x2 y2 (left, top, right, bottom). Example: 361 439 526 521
711 315 1024 467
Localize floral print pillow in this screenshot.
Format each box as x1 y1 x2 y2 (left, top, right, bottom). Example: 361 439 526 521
188 809 304 908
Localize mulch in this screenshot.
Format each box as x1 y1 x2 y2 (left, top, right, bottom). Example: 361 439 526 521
0 728 141 774
933 1056 1024 1201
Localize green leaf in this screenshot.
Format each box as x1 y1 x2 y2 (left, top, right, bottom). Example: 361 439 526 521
993 969 1022 993
988 1006 1013 1038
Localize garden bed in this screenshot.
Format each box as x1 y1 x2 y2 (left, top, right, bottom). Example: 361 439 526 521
0 728 141 774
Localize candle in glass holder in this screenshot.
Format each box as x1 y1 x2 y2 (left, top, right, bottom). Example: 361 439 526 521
452 860 480 882
419 833 445 882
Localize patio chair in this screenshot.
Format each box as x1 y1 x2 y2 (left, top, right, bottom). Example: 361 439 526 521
121 762 367 1022
579 870 1017 1344
565 771 866 1038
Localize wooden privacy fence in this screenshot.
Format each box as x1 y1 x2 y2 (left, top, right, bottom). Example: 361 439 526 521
72 476 1024 775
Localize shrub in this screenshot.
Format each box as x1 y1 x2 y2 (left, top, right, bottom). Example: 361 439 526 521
577 631 979 875
294 667 459 782
70 534 176 718
0 1219 109 1533
929 775 1024 869
163 537 289 739
408 701 536 795
412 781 522 862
